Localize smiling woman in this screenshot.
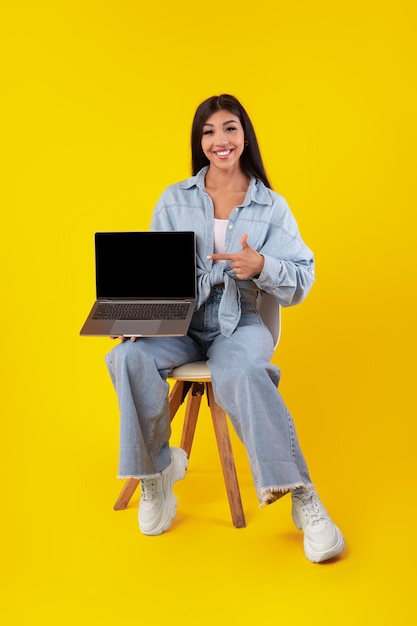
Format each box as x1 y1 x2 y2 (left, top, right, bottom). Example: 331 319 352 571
105 92 345 564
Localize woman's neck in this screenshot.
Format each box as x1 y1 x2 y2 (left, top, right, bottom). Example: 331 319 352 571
204 165 249 193
204 166 250 219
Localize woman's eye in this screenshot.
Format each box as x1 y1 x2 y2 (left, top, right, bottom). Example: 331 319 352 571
203 129 214 135
226 126 237 132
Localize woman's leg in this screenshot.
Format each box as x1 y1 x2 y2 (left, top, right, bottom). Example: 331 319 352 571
207 313 312 505
105 335 203 478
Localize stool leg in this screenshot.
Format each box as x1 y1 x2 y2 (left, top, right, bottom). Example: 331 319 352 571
180 387 202 457
206 383 246 528
169 380 187 421
113 478 140 510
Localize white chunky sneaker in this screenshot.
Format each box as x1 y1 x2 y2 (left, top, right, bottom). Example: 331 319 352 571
138 447 188 536
292 487 345 563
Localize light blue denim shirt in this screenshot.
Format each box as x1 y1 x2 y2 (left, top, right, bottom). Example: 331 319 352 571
151 166 315 337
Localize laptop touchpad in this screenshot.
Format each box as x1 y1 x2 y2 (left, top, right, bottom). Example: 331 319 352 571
111 321 161 336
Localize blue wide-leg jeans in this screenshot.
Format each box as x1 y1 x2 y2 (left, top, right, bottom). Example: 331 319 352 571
105 288 312 505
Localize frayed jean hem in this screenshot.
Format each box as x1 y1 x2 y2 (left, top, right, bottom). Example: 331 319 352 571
260 482 314 506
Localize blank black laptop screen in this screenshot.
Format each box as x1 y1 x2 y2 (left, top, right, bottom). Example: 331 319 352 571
95 232 196 299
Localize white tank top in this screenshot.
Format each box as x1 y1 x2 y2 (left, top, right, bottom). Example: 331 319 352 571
213 219 228 264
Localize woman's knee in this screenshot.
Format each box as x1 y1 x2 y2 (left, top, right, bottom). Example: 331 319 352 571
106 339 147 373
212 360 280 393
213 360 260 387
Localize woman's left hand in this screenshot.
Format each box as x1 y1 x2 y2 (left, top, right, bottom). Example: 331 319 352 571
208 234 264 280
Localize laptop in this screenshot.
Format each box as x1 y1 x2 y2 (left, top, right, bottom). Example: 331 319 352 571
80 231 196 337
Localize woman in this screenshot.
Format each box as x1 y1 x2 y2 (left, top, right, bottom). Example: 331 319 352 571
106 94 345 563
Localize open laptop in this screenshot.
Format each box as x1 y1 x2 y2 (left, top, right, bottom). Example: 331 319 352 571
80 231 196 337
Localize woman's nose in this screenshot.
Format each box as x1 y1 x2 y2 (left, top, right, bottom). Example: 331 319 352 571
217 135 228 145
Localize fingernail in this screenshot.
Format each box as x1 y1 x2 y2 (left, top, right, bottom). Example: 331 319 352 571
207 255 212 260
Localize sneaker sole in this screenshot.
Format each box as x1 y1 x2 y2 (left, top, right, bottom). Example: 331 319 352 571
304 527 345 563
140 447 188 536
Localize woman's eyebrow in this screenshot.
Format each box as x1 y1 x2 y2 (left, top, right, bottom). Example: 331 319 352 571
203 119 238 126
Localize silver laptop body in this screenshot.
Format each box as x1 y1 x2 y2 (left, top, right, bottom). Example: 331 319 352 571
80 231 196 337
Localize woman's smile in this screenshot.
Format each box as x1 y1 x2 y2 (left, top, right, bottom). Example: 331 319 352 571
213 148 233 159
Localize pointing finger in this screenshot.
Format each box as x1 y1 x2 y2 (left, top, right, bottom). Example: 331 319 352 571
207 253 236 261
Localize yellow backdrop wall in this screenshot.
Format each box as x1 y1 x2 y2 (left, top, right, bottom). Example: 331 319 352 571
1 1 416 624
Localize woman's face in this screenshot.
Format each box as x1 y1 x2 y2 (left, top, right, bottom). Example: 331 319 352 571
201 109 245 172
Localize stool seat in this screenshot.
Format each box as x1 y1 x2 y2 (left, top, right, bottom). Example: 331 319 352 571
169 360 211 381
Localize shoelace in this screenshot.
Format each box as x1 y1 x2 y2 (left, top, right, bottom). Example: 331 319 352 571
141 478 156 501
296 492 323 526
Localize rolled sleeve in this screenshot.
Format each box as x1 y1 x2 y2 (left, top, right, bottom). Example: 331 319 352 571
254 251 315 306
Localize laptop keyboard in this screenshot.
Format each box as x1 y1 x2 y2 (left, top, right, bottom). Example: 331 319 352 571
93 302 190 321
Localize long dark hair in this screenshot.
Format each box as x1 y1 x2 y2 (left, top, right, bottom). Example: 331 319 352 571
191 94 272 189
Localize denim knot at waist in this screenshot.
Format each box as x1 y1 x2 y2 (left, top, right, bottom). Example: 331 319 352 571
197 266 241 337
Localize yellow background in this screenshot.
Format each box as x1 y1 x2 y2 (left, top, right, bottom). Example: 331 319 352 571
1 0 416 623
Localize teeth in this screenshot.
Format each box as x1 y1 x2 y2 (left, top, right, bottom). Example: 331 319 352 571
216 150 231 156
